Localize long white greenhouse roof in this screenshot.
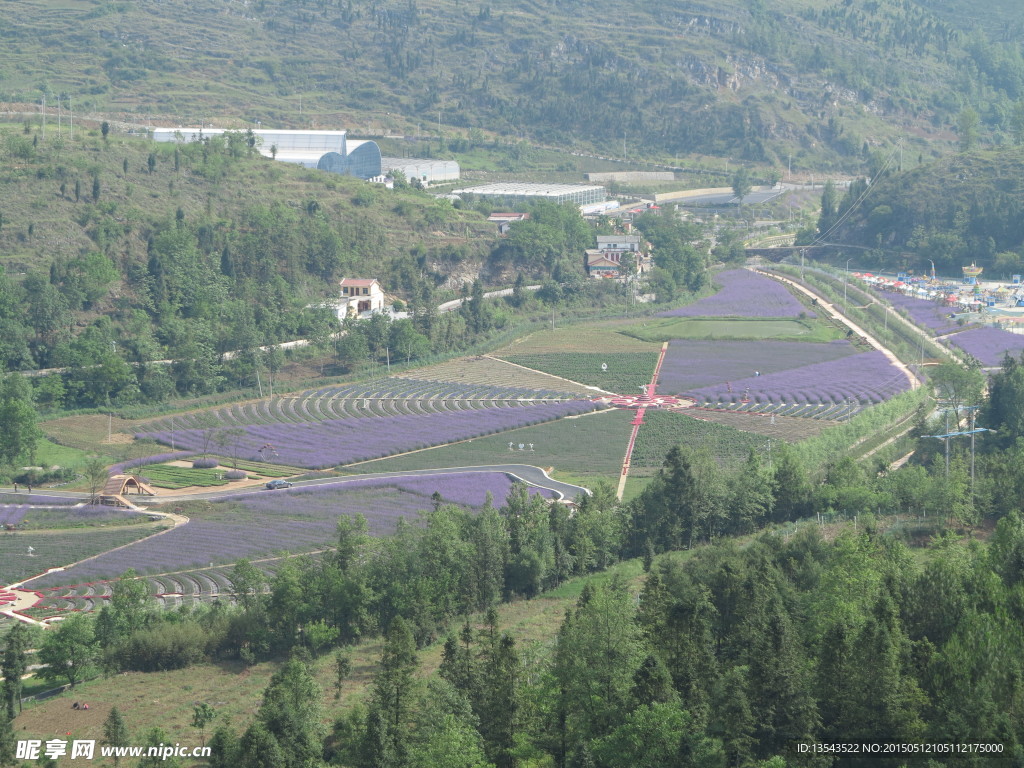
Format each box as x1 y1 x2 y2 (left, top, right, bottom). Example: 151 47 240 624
452 182 605 196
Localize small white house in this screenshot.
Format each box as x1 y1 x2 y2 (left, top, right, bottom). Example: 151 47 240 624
595 235 642 255
340 278 385 317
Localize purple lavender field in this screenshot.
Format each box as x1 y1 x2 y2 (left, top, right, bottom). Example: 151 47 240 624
685 350 912 405
657 270 812 318
944 327 1024 366
29 473 551 585
877 290 960 335
656 339 856 394
142 400 601 468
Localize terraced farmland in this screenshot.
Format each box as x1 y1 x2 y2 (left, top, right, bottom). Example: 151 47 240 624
137 378 579 436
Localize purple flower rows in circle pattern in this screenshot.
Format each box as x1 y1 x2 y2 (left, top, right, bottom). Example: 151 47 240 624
29 473 552 586
656 339 856 395
875 290 961 335
943 327 1024 366
141 400 601 468
684 350 911 405
656 269 813 318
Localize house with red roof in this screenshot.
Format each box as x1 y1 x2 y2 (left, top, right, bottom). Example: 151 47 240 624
339 278 386 317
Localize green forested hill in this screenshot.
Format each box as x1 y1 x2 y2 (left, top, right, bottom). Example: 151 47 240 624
1 0 1023 169
821 148 1024 273
0 128 502 401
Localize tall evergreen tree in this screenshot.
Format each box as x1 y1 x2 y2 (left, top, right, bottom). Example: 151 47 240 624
102 707 130 768
257 655 326 768
367 617 419 766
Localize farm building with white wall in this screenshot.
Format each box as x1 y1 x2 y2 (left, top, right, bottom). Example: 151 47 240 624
151 128 383 179
382 157 460 185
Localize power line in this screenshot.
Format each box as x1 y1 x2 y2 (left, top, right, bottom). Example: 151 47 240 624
812 138 904 247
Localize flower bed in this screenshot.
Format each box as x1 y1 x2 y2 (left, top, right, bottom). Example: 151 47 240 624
657 269 812 318
655 339 856 395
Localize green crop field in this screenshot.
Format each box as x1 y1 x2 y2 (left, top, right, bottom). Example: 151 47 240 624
620 317 844 343
345 408 634 481
630 410 766 475
494 324 661 356
0 525 167 585
499 352 660 394
136 465 231 489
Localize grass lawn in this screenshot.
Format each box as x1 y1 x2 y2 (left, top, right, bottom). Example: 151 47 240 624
33 438 116 474
620 317 843 343
621 475 655 503
631 410 767 474
344 408 635 481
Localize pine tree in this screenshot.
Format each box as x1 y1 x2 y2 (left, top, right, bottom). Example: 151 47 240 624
479 634 520 768
709 666 755 768
102 707 130 768
368 617 419 765
630 654 676 708
257 656 326 768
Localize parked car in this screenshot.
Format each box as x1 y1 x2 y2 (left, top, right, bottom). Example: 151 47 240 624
265 479 293 490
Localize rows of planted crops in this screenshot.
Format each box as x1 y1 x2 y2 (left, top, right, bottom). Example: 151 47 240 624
136 377 580 436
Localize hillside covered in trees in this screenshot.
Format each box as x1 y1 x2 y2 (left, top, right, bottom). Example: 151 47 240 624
0 125 640 410
805 148 1024 276
1 0 1023 169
